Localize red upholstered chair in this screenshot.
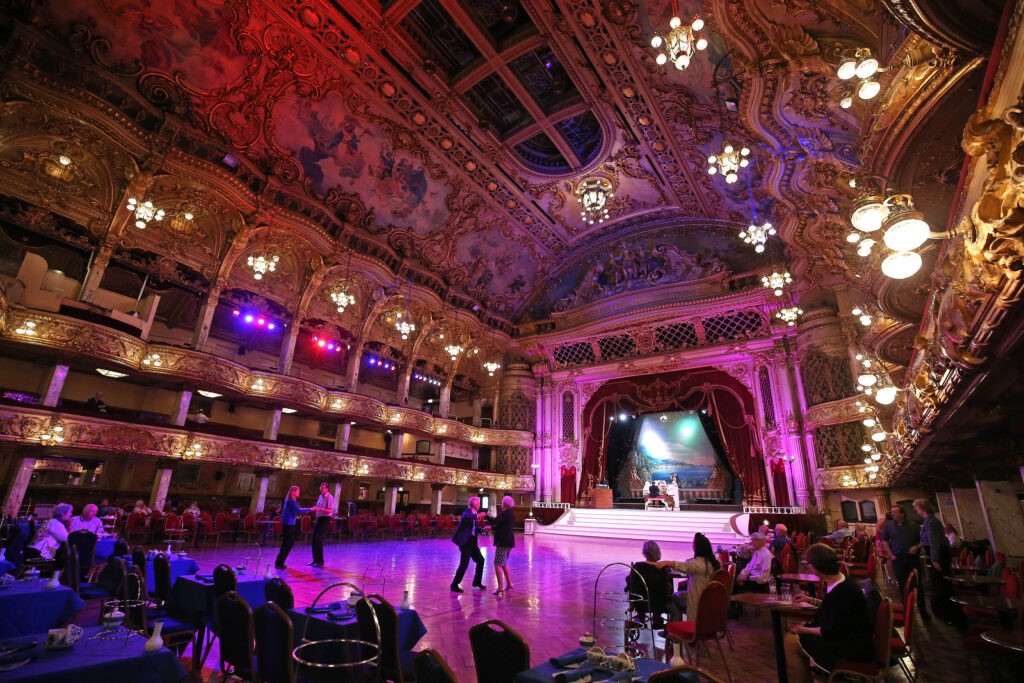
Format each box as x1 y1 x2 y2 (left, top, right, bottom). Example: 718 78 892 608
891 589 917 680
893 569 918 628
963 572 1021 624
164 513 185 544
242 514 259 544
780 544 797 574
665 581 732 681
197 513 215 548
125 512 147 544
827 598 894 681
149 510 164 538
300 515 313 543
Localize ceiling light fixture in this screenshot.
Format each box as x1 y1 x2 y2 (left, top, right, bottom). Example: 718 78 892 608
96 369 128 379
761 271 791 296
707 142 750 183
484 360 501 377
576 177 613 225
197 390 222 399
776 306 803 327
37 416 67 446
247 252 279 281
650 10 707 71
836 48 881 107
395 280 416 340
739 220 775 253
281 407 297 414
126 197 165 230
329 284 356 314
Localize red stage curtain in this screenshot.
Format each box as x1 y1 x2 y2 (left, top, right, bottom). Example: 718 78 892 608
578 367 768 504
560 465 577 504
771 460 791 506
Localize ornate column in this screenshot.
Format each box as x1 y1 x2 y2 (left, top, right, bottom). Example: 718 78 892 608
471 398 483 427
751 363 779 505
430 483 445 515
149 462 173 512
397 367 412 406
78 237 117 303
438 381 452 418
191 282 223 351
383 480 399 516
386 432 404 459
277 319 302 374
41 365 69 408
250 471 271 513
333 481 343 515
437 441 447 465
170 390 192 427
496 359 537 484
3 455 36 516
539 372 557 502
345 341 363 393
264 409 282 441
772 344 812 509
334 423 351 451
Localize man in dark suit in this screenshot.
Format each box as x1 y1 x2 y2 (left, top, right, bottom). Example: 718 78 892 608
451 496 485 593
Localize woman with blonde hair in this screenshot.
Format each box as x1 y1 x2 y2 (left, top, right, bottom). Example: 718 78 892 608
490 495 517 595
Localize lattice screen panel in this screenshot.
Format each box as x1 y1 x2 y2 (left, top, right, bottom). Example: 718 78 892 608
496 446 532 475
597 334 637 361
552 341 596 367
758 366 777 430
654 322 699 351
702 310 765 342
812 422 866 468
800 349 855 406
499 392 536 432
561 391 575 443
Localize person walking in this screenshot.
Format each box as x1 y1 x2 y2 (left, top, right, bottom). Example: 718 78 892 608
490 496 516 595
450 496 485 593
310 482 335 568
276 486 312 570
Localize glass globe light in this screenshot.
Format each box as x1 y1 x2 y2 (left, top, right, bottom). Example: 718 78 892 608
884 217 929 251
846 232 861 243
837 54 857 80
881 251 922 279
858 373 877 387
651 35 663 48
670 16 681 28
855 55 879 79
871 429 887 442
695 37 708 50
858 78 881 100
859 315 872 326
656 53 667 65
862 418 876 427
691 17 705 31
871 452 882 461
861 444 872 452
851 195 888 232
840 95 853 109
875 386 898 405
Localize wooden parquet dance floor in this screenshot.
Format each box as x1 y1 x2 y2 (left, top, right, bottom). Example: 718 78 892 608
171 533 970 682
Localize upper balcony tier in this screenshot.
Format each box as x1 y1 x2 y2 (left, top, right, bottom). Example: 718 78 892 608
0 304 533 449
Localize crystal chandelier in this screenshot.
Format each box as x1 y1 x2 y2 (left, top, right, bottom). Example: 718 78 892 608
776 306 803 327
707 143 750 183
836 48 881 109
329 284 356 313
126 197 165 229
394 280 415 340
38 416 66 446
739 220 775 253
650 12 707 71
280 451 299 469
761 271 791 296
576 177 613 225
247 252 279 281
444 342 464 362
484 360 501 377
851 307 872 327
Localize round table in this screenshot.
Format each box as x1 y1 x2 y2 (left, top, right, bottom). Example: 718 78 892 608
777 573 820 583
950 575 1006 586
952 565 986 574
951 594 1023 630
731 593 816 683
981 629 1024 653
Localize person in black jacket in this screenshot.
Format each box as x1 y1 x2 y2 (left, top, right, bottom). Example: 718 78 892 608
490 496 517 595
450 497 485 593
783 544 874 683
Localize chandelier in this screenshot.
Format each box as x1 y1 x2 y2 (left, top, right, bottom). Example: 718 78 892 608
126 197 165 229
576 177 613 225
484 360 501 377
836 48 881 108
851 307 872 327
247 252 279 281
38 416 66 446
329 284 356 314
775 306 803 327
650 12 707 71
739 220 775 253
707 143 750 183
393 280 416 340
444 342 464 362
761 270 791 296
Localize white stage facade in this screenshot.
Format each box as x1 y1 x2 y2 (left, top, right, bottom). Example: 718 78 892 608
534 507 752 548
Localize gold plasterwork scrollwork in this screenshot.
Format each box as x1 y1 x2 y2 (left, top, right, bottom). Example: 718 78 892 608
804 396 867 429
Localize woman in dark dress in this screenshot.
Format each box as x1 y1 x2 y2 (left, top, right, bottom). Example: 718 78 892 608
784 543 874 682
490 496 516 595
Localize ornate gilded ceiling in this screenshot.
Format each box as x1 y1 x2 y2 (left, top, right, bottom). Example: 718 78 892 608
0 0 992 331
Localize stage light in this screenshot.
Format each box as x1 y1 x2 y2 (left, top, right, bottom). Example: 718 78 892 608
618 413 628 421
660 414 667 422
368 357 377 365
317 339 326 348
233 309 240 316
244 314 254 323
257 317 265 326
383 362 391 369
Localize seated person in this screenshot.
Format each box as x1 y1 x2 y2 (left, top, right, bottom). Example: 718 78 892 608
646 481 660 498
735 532 772 593
28 503 72 561
783 544 873 683
132 499 152 516
943 523 962 551
96 498 116 518
85 392 107 412
770 524 795 558
822 520 855 544
69 504 106 536
189 409 209 424
184 501 202 517
655 532 720 622
625 540 673 626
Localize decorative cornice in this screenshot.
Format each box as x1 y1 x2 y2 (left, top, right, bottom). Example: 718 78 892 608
0 406 534 492
804 396 867 430
0 307 532 448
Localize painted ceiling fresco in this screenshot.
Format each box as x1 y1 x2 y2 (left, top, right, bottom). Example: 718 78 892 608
24 0 957 324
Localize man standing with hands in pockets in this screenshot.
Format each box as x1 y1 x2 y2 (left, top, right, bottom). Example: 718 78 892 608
451 496 485 592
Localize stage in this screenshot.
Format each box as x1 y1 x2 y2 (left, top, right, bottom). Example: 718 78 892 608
534 506 750 547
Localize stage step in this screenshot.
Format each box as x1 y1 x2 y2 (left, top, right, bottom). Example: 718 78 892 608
535 508 750 548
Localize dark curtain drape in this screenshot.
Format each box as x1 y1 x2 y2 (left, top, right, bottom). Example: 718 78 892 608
579 368 768 504
771 460 791 506
560 465 577 505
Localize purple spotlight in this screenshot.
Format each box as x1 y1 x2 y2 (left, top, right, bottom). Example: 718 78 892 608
244 314 254 323
383 362 390 369
256 317 266 326
222 153 239 168
368 357 377 365
544 60 552 68
327 343 335 350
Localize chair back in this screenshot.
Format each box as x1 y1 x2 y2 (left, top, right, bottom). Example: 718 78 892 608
243 514 256 531
780 544 796 573
67 530 97 573
254 602 295 683
708 568 732 596
648 664 726 683
182 512 195 529
164 513 181 531
691 581 728 641
113 538 129 557
1002 572 1021 600
132 564 150 601
905 569 918 607
216 591 256 677
126 513 146 532
903 589 917 652
413 649 459 683
360 594 402 682
106 556 128 599
468 619 530 683
872 598 894 669
300 516 313 533
152 553 172 603
264 576 295 610
627 562 671 617
213 563 238 598
863 580 882 626
61 545 80 594
131 547 146 578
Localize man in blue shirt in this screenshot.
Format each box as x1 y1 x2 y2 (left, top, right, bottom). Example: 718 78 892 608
451 497 485 592
769 524 794 559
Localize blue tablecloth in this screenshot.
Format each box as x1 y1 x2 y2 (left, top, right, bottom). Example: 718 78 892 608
514 649 672 683
288 606 427 650
0 625 187 682
167 574 268 626
96 556 199 594
0 562 13 576
0 582 85 638
94 539 116 562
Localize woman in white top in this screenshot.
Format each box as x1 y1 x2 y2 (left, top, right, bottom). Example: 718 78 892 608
30 503 72 560
132 499 152 515
69 503 106 536
656 532 721 621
